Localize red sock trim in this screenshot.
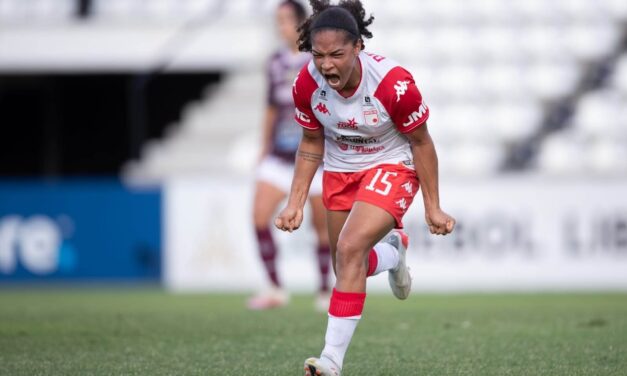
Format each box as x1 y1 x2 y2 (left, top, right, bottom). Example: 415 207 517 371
366 249 378 277
328 288 366 317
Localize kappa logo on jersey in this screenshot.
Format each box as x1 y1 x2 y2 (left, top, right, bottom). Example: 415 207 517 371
394 80 411 102
337 118 358 130
403 103 428 127
315 102 330 115
295 107 310 123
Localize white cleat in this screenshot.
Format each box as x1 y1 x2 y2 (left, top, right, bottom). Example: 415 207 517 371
304 357 341 376
246 286 289 310
384 230 412 300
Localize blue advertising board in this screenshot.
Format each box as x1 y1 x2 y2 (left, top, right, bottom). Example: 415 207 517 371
0 180 161 281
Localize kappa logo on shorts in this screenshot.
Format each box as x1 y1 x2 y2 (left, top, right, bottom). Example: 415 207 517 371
401 182 413 194
396 198 407 211
315 102 330 115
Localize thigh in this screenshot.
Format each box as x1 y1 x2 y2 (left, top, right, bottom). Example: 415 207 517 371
338 201 396 257
253 181 287 229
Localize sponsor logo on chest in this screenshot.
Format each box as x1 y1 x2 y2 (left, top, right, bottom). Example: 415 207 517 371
337 118 358 130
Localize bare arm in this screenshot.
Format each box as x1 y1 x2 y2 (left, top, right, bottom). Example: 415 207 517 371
259 106 278 161
405 123 455 235
275 127 325 232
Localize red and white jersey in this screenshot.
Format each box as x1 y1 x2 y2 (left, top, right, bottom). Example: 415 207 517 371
292 51 429 172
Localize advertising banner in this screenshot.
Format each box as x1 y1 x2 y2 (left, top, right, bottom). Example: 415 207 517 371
0 180 161 281
164 176 627 292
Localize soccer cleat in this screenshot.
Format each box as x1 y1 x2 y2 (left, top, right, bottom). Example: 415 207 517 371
384 230 412 300
246 286 289 310
304 357 341 376
314 291 331 313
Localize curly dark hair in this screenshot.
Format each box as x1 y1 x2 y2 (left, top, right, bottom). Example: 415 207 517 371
297 0 374 52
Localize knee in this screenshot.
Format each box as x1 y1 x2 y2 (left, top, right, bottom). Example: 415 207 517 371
335 237 367 275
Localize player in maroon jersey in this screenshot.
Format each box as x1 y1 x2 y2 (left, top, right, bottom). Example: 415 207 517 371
248 0 332 312
274 1 456 375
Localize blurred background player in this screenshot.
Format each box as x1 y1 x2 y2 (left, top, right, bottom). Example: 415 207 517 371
247 0 332 312
274 1 455 374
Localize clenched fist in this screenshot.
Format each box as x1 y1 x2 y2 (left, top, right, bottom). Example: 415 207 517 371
274 206 304 233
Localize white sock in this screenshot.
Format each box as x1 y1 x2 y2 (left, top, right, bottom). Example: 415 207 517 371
320 315 360 370
373 242 400 275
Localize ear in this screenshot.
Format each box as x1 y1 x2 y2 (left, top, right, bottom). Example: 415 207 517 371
354 39 363 54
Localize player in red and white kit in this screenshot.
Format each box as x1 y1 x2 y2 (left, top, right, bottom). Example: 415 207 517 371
274 1 455 375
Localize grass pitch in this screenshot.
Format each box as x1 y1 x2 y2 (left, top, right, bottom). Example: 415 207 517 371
0 290 625 375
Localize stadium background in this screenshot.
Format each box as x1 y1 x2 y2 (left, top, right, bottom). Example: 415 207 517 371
0 1 626 375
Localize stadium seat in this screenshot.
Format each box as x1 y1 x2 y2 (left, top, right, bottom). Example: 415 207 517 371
572 90 624 140
0 0 74 22
564 23 621 62
613 53 627 95
536 133 586 175
526 61 580 102
587 139 627 174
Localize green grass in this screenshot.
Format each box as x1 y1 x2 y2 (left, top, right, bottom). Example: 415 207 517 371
0 290 625 375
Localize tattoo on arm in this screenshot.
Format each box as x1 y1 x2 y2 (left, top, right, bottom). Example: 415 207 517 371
297 150 323 163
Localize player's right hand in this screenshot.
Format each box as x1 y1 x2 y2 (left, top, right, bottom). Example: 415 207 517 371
274 206 304 233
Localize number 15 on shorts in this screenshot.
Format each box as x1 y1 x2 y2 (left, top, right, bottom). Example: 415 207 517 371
365 169 397 196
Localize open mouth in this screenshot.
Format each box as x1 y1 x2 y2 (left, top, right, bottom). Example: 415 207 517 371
324 74 341 87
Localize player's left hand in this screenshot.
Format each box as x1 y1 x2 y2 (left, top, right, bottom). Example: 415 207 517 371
425 208 455 235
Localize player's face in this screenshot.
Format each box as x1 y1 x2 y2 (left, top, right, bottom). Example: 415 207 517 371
311 30 362 92
276 4 300 46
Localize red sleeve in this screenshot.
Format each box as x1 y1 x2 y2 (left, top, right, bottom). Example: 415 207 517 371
374 66 429 134
292 64 322 130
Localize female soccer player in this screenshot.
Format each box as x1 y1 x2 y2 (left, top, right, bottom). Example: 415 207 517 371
248 0 332 312
274 1 456 374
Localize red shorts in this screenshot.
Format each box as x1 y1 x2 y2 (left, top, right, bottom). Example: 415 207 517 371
322 163 420 228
